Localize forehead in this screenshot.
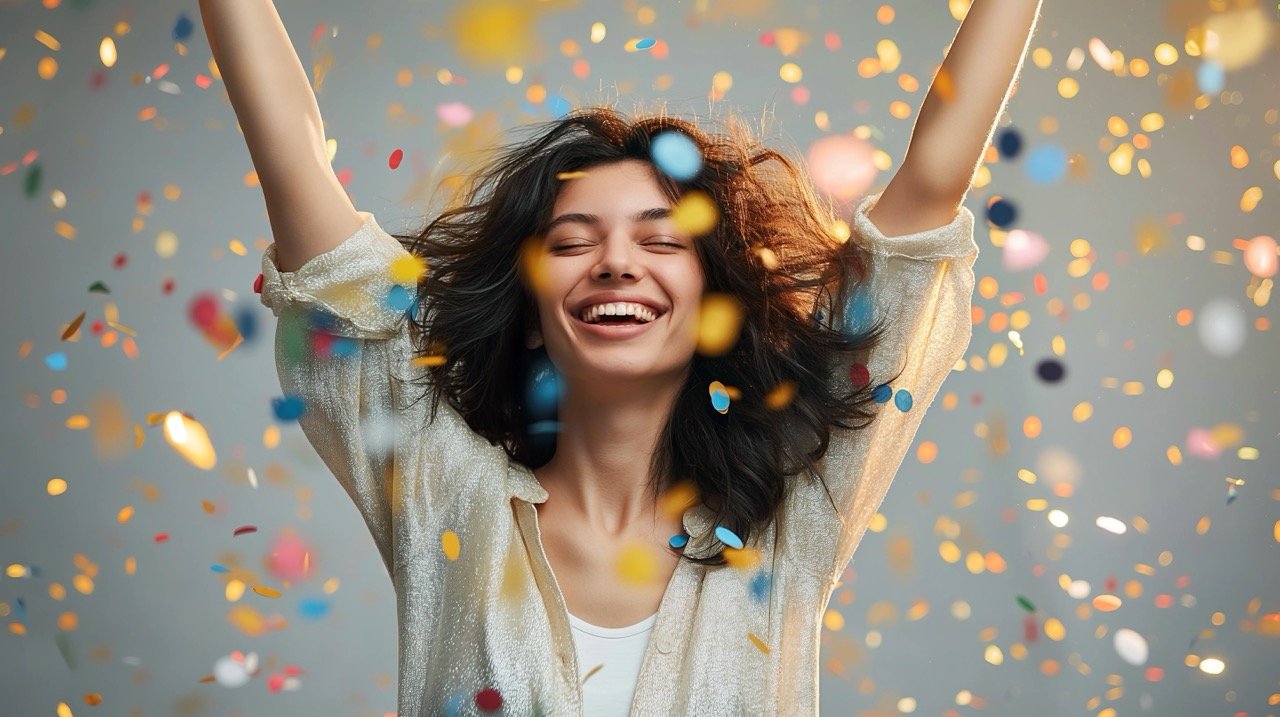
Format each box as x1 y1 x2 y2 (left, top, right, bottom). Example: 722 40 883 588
551 160 671 213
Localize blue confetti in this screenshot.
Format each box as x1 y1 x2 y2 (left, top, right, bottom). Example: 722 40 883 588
635 37 656 49
326 335 359 359
840 288 875 339
444 690 465 717
173 13 194 41
986 198 1018 228
525 353 562 417
714 525 743 549
749 570 771 602
893 388 913 412
650 131 702 181
546 94 572 118
872 383 893 403
210 564 229 573
1197 60 1225 95
996 128 1023 159
271 395 306 421
668 533 689 549
45 352 68 371
1026 144 1068 184
234 306 258 343
298 597 330 619
710 388 730 413
386 284 414 313
527 420 562 435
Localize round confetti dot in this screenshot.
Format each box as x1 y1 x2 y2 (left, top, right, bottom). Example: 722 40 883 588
892 388 913 412
298 596 330 619
1197 297 1246 357
1036 358 1066 383
668 533 688 549
436 102 473 127
986 198 1018 228
650 131 702 180
213 656 250 688
996 128 1022 159
1196 60 1224 94
872 383 892 403
714 525 744 549
475 687 502 712
271 395 306 421
840 288 875 339
524 355 562 417
45 352 68 371
670 190 718 235
806 134 877 200
849 363 870 387
1113 628 1149 665
386 284 414 313
748 571 771 602
189 293 219 329
1243 235 1277 278
1026 144 1068 184
546 94 572 118
441 530 461 560
388 148 404 169
710 387 730 413
173 13 194 40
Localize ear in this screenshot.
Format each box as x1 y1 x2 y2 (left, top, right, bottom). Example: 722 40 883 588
525 316 544 350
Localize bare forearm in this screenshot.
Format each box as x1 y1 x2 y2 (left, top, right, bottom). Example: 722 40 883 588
198 0 329 184
906 0 1044 201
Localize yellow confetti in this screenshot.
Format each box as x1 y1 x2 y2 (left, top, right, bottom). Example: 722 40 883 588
670 190 718 236
747 631 771 653
251 585 281 598
47 478 67 496
722 546 760 570
162 410 217 470
441 530 460 560
390 254 428 284
116 506 134 524
763 380 797 411
696 293 744 356
616 541 657 584
100 37 117 67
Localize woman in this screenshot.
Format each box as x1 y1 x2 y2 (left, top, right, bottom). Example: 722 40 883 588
201 1 1043 714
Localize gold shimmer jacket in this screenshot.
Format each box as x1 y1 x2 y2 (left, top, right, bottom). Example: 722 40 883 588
258 191 978 716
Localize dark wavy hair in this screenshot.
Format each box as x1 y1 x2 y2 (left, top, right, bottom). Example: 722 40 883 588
392 106 899 566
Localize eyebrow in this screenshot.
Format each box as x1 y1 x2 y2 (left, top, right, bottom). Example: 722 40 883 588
543 207 672 234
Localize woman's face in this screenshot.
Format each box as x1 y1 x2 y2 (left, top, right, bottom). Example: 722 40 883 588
531 159 706 390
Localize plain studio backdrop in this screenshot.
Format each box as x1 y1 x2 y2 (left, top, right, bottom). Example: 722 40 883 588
1 0 1278 715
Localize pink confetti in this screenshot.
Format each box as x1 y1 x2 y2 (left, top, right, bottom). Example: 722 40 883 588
436 102 473 127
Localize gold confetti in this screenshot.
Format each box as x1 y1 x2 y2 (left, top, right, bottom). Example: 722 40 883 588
162 411 217 470
697 293 744 356
616 541 657 584
441 530 460 560
763 380 797 410
747 632 771 653
670 190 718 236
251 585 281 598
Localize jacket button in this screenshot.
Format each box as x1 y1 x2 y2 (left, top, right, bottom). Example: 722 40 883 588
656 632 674 654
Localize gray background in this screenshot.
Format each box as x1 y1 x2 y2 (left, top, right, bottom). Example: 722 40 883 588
3 0 1278 715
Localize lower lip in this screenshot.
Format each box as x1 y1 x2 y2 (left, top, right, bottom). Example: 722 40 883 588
572 313 661 338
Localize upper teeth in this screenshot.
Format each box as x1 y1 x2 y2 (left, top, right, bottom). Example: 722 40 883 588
580 302 658 324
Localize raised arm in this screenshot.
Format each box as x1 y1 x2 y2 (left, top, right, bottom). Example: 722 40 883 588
198 0 364 272
869 0 1044 235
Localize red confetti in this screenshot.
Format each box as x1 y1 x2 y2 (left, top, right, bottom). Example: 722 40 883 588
848 363 870 387
163 277 176 295
253 273 263 294
284 665 305 677
189 294 219 328
154 532 169 543
475 688 502 712
759 31 775 47
310 23 326 45
152 63 170 80
233 525 258 537
336 168 353 187
194 74 212 89
113 252 128 269
1023 614 1039 643
388 148 404 170
89 71 107 90
266 673 285 693
824 32 841 51
1105 576 1117 592
90 320 104 334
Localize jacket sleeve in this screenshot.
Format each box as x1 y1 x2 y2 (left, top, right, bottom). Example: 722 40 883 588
258 212 493 576
781 192 979 581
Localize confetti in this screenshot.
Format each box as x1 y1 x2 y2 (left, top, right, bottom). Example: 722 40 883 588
714 525 743 549
441 530 461 560
232 525 258 537
650 131 701 180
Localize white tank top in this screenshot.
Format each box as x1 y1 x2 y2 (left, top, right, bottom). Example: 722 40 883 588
568 610 658 716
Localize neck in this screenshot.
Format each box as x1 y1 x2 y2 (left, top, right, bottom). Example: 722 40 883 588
535 375 683 536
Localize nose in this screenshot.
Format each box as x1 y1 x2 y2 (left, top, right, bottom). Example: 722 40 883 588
591 236 641 281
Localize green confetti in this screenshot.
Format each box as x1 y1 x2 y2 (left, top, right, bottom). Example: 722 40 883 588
1016 595 1037 613
23 163 42 198
56 632 78 670
89 281 110 294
